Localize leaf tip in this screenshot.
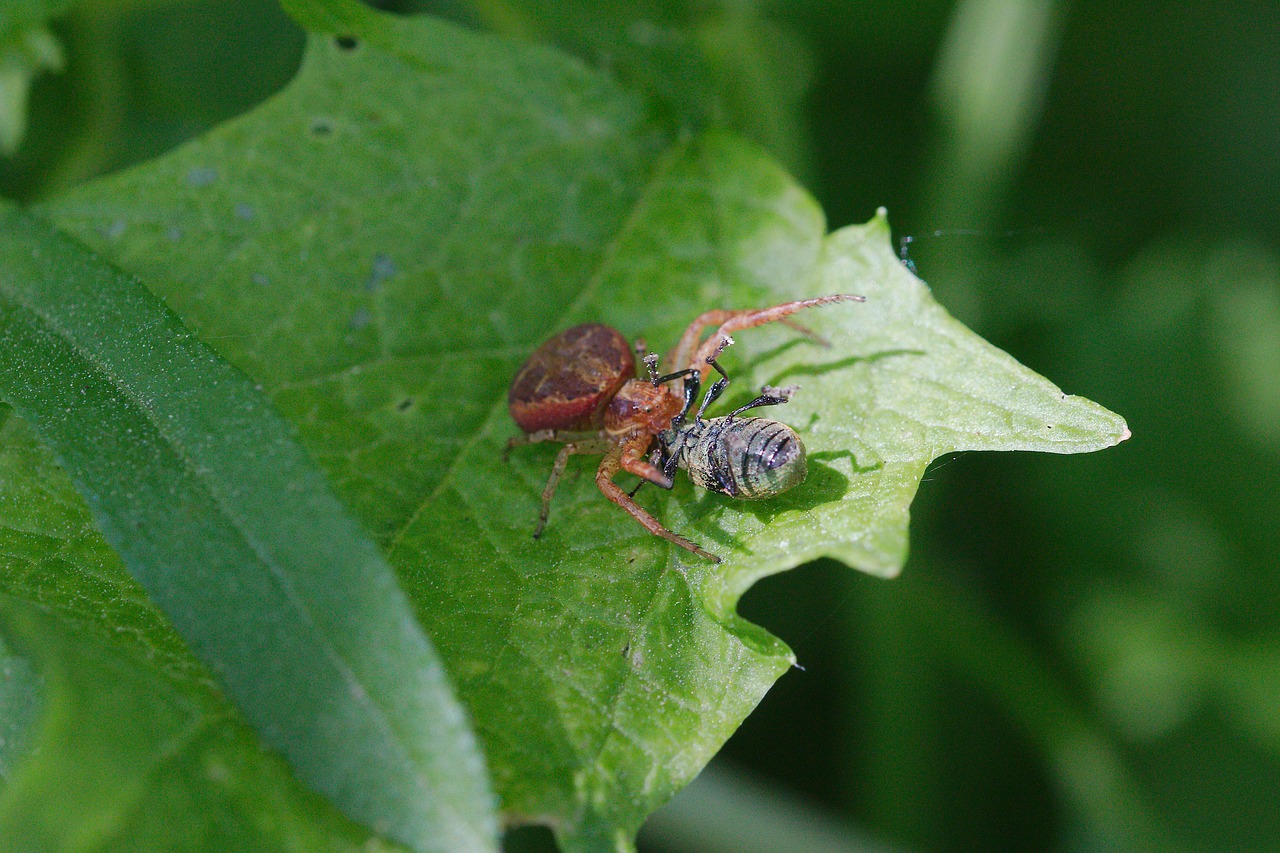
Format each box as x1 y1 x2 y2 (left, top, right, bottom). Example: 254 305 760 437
871 206 892 234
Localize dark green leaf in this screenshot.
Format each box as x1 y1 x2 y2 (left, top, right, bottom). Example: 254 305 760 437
0 204 496 851
0 634 40 783
0 587 409 850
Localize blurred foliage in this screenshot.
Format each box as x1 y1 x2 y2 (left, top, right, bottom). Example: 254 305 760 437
3 0 1278 851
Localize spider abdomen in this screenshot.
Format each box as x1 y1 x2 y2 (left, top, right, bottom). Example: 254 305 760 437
676 417 808 500
508 323 634 433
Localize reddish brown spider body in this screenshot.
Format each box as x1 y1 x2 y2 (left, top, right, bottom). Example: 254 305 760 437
507 323 634 433
506 294 863 562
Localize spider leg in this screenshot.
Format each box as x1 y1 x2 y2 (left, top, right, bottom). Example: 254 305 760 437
691 294 864 376
599 444 720 562
505 428 555 462
629 446 667 498
618 441 673 490
665 294 864 378
779 317 830 347
528 437 609 538
506 428 602 461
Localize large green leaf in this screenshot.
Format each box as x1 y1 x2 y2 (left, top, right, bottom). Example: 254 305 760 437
0 414 410 850
0 591 410 851
1 3 1126 850
0 200 496 851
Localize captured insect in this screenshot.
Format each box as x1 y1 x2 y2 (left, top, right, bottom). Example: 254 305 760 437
649 343 808 502
505 294 863 562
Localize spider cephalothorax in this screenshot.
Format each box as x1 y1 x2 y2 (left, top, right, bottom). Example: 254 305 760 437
506 294 863 561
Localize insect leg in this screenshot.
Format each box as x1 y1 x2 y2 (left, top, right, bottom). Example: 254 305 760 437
645 366 701 432
725 385 799 421
695 348 733 421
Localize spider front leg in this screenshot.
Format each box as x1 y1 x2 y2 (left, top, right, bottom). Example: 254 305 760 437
598 441 720 563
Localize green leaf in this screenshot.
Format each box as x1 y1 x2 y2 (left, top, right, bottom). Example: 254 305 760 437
0 590 413 851
0 414 411 850
0 203 496 851
452 0 816 178
0 632 40 783
21 6 1126 850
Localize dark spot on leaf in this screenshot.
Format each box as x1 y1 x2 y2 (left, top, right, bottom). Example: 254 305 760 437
350 308 372 330
186 166 218 187
165 227 182 242
396 398 413 412
310 118 334 138
102 220 126 240
335 35 359 51
234 203 255 221
252 273 269 287
366 253 397 290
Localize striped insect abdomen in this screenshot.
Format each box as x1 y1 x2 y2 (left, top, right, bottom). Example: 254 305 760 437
684 417 807 500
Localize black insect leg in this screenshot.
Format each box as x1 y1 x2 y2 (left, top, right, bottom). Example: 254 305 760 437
725 385 798 421
695 356 732 421
689 334 739 422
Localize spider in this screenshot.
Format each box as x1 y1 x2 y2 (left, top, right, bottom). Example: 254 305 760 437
505 294 863 561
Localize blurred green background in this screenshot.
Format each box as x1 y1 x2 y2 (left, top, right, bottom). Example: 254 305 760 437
7 1 1279 850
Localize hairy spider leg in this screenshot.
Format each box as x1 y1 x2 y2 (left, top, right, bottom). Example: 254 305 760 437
504 427 599 462
519 421 713 560
529 436 612 538
597 438 721 564
665 294 865 380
